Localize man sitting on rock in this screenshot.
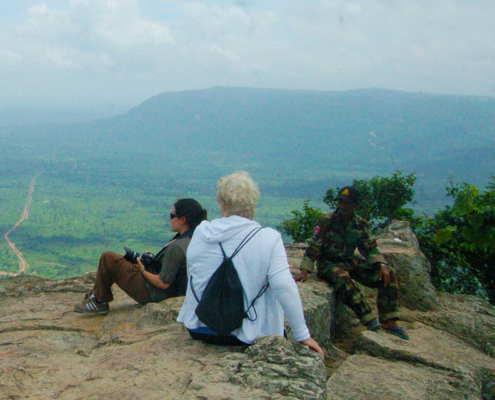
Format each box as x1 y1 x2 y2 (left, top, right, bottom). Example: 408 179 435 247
294 186 409 340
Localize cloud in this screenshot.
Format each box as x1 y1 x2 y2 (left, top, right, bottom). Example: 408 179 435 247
28 3 49 15
2 0 174 73
0 47 23 66
0 0 494 107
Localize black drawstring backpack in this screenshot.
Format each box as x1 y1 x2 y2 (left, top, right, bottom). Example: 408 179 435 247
190 227 269 336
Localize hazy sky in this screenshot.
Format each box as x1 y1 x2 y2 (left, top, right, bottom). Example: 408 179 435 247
1 0 494 110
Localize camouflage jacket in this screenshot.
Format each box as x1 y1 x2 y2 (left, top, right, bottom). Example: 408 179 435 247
300 210 385 274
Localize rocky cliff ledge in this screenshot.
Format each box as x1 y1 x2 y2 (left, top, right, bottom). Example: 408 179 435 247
1 222 494 400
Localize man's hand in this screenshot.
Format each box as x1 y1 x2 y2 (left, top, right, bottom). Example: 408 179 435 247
294 270 308 282
334 266 350 279
378 264 390 287
299 337 325 359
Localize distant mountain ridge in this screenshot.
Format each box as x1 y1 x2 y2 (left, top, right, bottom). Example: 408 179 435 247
2 86 495 208
114 86 495 179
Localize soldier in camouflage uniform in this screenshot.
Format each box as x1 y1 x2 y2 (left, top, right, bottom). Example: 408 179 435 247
294 186 409 340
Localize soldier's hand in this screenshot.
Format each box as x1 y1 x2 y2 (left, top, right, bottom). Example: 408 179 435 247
379 264 391 287
335 266 350 279
294 270 308 282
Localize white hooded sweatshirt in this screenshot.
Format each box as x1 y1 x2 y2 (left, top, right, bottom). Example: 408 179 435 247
177 215 311 344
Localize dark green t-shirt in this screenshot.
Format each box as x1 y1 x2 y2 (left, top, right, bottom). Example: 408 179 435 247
146 232 191 302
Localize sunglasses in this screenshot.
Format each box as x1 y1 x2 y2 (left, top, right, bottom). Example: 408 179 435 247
170 213 182 219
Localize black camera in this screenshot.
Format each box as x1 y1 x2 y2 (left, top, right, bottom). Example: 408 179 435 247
123 247 161 274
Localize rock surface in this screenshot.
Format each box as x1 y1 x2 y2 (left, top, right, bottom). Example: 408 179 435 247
0 274 328 400
376 220 439 311
1 227 495 399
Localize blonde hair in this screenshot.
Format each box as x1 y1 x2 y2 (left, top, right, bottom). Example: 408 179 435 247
217 171 260 220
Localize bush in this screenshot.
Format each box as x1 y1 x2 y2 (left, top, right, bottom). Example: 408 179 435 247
278 200 324 242
415 214 483 296
323 171 417 229
417 179 495 303
279 171 417 242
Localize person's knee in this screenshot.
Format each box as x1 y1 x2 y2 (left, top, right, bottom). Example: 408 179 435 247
99 251 121 268
100 251 111 262
101 250 119 259
332 269 354 291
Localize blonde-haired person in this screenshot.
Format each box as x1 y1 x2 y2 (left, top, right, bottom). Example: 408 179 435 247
216 171 259 219
178 171 324 358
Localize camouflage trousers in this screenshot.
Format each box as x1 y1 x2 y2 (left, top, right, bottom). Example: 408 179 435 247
317 263 400 326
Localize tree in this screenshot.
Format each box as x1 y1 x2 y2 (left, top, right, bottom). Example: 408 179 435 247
278 200 324 242
418 179 495 304
323 171 417 229
279 171 417 242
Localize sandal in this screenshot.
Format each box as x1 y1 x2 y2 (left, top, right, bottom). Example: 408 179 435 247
383 326 409 340
364 318 381 331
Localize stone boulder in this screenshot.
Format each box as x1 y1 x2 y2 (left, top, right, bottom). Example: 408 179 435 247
327 321 494 400
410 293 495 357
285 243 336 348
229 335 327 400
327 354 481 400
376 220 439 311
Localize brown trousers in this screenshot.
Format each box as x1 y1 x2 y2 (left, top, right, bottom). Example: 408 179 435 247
92 251 152 305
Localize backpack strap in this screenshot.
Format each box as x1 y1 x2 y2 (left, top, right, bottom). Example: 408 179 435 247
227 226 265 260
244 280 269 321
190 275 200 303
219 242 228 260
154 229 193 260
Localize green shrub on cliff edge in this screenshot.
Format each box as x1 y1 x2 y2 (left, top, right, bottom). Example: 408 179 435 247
280 171 417 241
280 172 495 304
323 171 417 230
417 179 495 304
278 200 324 243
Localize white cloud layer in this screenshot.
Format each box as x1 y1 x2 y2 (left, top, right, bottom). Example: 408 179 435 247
0 0 494 108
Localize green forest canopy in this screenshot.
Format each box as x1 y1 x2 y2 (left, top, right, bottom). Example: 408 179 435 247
1 87 494 280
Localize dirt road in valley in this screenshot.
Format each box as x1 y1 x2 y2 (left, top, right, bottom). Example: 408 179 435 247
1 176 37 277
